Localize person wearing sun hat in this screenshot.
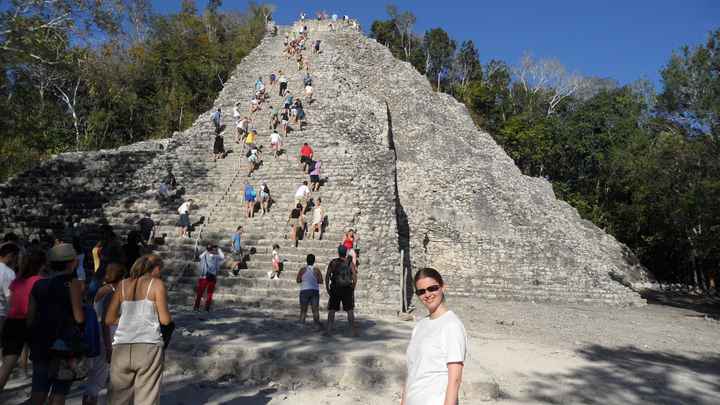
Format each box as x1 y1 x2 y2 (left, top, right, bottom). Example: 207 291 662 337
27 242 85 405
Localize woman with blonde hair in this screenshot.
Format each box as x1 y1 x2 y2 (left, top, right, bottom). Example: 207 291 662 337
106 255 172 405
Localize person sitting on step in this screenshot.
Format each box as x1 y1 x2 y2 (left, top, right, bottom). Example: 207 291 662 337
158 181 171 201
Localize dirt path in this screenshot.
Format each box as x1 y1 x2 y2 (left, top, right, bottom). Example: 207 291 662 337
2 296 718 404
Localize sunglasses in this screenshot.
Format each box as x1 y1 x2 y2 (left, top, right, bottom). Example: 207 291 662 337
415 284 441 296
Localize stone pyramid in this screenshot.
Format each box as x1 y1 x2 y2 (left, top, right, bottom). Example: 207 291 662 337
0 20 647 311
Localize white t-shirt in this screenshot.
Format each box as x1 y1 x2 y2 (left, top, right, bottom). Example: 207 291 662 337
270 132 281 144
178 201 191 214
0 262 16 317
405 310 467 405
295 185 310 198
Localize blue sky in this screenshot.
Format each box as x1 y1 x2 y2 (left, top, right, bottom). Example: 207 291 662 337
152 1 720 87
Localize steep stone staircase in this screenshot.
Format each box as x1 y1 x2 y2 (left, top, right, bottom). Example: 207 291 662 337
142 23 402 315
0 22 402 316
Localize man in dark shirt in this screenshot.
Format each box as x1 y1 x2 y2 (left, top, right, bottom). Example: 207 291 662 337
28 243 85 404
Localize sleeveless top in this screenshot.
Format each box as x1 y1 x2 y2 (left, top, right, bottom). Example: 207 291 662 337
112 278 162 346
94 285 118 345
300 265 320 291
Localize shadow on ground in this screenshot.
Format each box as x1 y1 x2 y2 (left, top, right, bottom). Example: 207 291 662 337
161 378 277 405
163 307 410 392
641 289 720 319
513 344 720 404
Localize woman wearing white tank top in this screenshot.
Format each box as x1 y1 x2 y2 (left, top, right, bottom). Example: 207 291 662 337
296 253 323 328
105 254 172 405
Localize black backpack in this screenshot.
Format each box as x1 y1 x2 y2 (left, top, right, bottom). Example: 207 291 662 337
332 258 353 288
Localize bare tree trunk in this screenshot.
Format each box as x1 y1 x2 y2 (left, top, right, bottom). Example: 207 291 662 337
56 78 82 151
178 105 184 131
425 51 430 77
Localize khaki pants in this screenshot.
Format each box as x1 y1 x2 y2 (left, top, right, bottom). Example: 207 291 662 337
109 343 163 405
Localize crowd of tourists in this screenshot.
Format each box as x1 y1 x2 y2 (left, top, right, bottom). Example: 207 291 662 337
1 15 466 405
0 221 173 404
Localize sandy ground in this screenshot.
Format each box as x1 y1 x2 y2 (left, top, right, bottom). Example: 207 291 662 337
2 293 719 405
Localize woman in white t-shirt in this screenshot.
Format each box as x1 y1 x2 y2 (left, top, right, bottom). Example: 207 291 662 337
402 268 467 405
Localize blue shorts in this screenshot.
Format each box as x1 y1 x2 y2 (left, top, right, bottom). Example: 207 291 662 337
32 360 72 396
299 289 320 307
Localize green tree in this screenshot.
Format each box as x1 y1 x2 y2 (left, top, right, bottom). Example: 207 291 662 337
452 40 482 96
658 29 720 136
423 28 456 91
